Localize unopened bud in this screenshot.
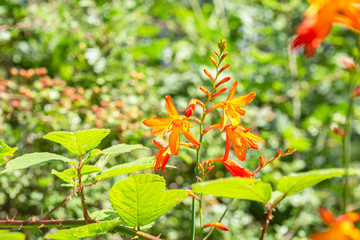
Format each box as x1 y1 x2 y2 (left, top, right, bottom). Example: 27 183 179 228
203 222 229 231
210 88 227 100
221 52 229 61
186 189 200 201
275 149 282 158
197 100 205 107
214 51 220 57
198 163 205 172
215 77 231 88
204 69 215 81
218 63 230 74
204 165 215 174
353 86 360 98
185 99 197 117
333 127 345 137
259 156 265 167
196 176 203 182
209 56 218 67
200 86 211 95
341 56 355 71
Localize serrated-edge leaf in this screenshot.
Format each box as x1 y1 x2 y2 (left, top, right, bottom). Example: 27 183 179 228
0 140 17 158
44 220 121 239
89 210 123 221
96 157 154 180
192 178 272 203
43 129 110 155
277 168 360 196
109 174 187 227
81 165 101 175
101 144 147 156
1 153 72 174
51 168 77 183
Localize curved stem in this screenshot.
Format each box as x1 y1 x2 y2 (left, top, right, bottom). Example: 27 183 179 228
342 41 360 213
77 156 94 223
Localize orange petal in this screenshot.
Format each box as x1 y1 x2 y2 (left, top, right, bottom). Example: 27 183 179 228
232 138 246 161
203 222 229 231
169 126 181 155
206 102 225 114
165 95 179 118
222 158 253 178
226 81 238 101
219 109 227 131
152 139 163 149
223 136 231 161
182 126 201 146
229 92 256 106
319 207 335 225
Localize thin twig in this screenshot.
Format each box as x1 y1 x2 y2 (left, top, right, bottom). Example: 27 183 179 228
77 156 94 223
42 189 77 220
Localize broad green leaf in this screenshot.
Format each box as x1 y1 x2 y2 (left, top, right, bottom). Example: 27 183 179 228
1 153 72 174
96 157 154 180
44 220 121 239
0 140 18 166
52 168 77 183
191 178 272 203
109 174 187 227
43 129 110 155
0 230 25 240
82 165 101 175
101 144 146 156
277 168 360 196
268 191 284 205
89 210 123 221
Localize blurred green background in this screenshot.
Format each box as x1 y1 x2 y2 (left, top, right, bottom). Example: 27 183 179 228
1 0 360 239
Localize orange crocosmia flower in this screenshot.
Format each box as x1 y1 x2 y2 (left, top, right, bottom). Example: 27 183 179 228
203 222 229 231
143 95 200 155
293 0 360 57
152 140 171 172
203 157 254 178
206 81 255 131
224 124 264 161
309 207 360 240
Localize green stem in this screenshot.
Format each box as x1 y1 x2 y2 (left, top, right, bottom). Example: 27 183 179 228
203 199 234 240
342 43 360 213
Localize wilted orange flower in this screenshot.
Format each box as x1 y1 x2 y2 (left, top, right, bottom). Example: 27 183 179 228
224 124 264 161
309 207 360 240
206 81 256 131
202 157 254 178
293 0 360 57
143 95 201 155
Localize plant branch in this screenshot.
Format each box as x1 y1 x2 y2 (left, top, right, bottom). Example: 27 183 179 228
260 194 287 240
77 156 94 223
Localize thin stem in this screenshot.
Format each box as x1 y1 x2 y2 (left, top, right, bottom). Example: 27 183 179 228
42 189 77 220
77 156 94 223
342 44 360 213
260 194 287 240
0 220 162 240
203 199 234 240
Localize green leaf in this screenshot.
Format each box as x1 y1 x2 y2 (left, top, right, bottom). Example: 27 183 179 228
89 210 123 221
0 230 25 240
43 129 110 155
268 191 284 205
0 140 18 166
191 178 272 203
109 174 187 227
51 168 77 183
277 168 360 196
44 220 121 239
1 153 72 174
101 144 146 156
96 157 154 181
82 165 101 175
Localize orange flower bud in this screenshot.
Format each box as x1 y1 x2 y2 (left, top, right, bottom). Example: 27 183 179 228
204 69 215 81
221 52 229 61
215 77 231 88
259 156 265 167
275 149 282 158
218 63 230 74
214 51 220 57
341 56 355 71
185 99 197 117
196 176 203 182
209 56 218 67
333 127 345 137
197 100 205 107
200 86 211 95
203 222 229 231
353 86 360 98
186 189 200 201
210 88 227 100
204 165 215 174
198 163 205 172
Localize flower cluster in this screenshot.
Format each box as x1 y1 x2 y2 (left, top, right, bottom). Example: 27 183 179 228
292 0 360 57
309 207 360 240
143 39 294 178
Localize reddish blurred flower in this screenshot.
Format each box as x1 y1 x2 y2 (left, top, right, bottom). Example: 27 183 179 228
309 207 360 240
341 56 356 71
206 81 256 131
292 0 360 57
202 157 254 178
353 86 360 98
143 95 200 155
